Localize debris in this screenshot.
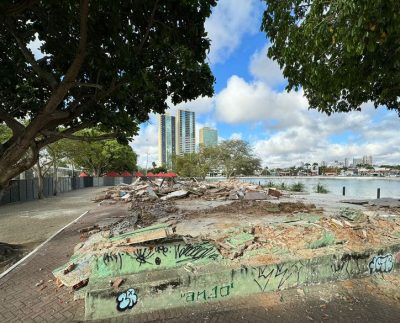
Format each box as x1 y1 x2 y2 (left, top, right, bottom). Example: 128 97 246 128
160 190 189 201
35 280 44 287
78 225 99 234
338 208 365 222
73 278 89 291
63 263 77 275
112 278 125 289
268 188 282 199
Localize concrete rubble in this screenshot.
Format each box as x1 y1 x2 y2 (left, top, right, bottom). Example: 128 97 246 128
52 179 400 320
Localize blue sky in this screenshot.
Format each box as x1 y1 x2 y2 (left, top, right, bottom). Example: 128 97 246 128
130 0 400 168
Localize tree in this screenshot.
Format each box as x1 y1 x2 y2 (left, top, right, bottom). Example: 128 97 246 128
212 140 261 178
174 152 211 178
262 0 400 115
0 0 215 191
64 130 137 176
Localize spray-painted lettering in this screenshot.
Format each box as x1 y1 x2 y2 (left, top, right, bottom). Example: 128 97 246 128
369 254 394 274
116 288 138 311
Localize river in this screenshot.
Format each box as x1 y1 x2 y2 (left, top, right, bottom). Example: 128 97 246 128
208 176 400 199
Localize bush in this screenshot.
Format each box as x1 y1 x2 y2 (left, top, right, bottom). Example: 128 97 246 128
261 181 277 188
315 183 329 193
290 182 305 192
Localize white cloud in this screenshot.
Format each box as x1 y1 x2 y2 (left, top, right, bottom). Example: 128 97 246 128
129 116 158 168
215 75 308 128
205 0 264 64
249 44 286 88
229 132 242 140
166 95 215 116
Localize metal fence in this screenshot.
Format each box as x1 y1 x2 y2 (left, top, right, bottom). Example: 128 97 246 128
0 176 136 206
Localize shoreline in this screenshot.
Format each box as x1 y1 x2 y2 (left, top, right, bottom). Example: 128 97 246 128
207 175 400 181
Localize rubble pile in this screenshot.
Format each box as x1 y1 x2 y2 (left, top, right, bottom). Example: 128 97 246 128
93 178 284 205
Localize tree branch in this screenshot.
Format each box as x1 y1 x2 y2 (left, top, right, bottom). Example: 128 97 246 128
0 109 25 134
137 0 159 55
41 0 90 115
1 0 39 17
5 19 58 89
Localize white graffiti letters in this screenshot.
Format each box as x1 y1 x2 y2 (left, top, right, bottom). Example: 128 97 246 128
116 288 138 311
369 254 394 274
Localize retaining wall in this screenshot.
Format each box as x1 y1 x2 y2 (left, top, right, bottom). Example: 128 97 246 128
85 243 400 320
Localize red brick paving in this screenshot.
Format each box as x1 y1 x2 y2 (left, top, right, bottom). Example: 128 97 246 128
0 203 130 323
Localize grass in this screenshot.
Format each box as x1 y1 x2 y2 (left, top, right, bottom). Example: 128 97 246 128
315 182 329 193
290 182 305 192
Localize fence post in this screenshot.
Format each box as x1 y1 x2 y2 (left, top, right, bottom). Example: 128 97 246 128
342 186 345 196
377 188 380 199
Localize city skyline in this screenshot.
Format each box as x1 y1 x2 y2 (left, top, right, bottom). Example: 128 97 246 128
130 0 400 168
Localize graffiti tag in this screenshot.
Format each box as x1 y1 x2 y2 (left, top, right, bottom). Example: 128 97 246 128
116 288 138 311
181 283 234 303
369 254 394 274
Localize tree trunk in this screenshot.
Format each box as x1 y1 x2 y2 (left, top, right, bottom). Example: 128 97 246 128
36 161 45 199
53 164 58 196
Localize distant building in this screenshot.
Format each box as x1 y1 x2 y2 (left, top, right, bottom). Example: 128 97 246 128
344 158 349 168
199 127 218 147
320 161 327 167
176 109 195 155
363 155 373 165
158 114 176 168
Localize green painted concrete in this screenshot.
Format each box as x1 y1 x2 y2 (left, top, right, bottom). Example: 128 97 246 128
85 243 400 320
92 240 221 279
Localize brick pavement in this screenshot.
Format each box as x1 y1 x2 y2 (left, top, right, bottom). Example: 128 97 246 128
0 203 130 323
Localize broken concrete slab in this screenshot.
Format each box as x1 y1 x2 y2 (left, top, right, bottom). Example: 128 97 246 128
160 190 189 201
244 191 268 200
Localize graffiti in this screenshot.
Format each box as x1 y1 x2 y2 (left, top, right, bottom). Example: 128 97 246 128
181 283 234 303
155 257 161 265
331 253 369 278
174 242 220 263
369 254 394 274
103 252 123 270
156 246 169 256
116 288 138 311
253 262 304 292
132 248 154 266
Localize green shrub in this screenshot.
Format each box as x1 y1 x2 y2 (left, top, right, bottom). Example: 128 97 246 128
315 183 329 193
290 182 305 192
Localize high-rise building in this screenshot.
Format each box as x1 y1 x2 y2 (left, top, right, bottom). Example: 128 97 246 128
344 158 349 168
176 109 195 155
158 114 176 168
199 127 218 147
363 155 373 165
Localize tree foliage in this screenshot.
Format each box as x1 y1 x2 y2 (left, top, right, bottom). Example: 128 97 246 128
215 140 261 178
174 152 211 178
63 130 137 176
174 140 261 178
262 0 400 114
0 0 215 189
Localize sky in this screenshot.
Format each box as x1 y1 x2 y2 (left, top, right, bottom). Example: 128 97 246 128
30 1 400 169
130 0 400 168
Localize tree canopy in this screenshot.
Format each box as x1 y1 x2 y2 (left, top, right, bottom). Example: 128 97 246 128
0 0 215 189
62 130 137 176
262 0 400 115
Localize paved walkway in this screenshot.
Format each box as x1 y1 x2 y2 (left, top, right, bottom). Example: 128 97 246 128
0 198 130 322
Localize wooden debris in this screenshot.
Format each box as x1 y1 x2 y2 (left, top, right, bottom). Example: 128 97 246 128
72 278 89 291
63 263 76 275
112 278 125 289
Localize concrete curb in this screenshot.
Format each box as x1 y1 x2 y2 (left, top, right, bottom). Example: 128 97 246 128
0 210 89 281
85 243 400 320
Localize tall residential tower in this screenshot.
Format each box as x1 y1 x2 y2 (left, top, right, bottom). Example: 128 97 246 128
199 127 218 147
158 114 176 168
176 109 195 155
